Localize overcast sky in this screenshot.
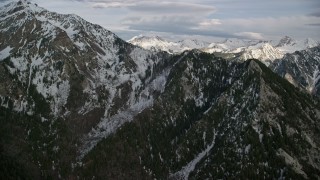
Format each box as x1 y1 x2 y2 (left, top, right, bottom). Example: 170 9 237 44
1 0 320 41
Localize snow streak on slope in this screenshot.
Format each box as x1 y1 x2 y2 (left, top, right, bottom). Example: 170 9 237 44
79 53 187 159
0 0 173 158
0 0 169 117
171 131 217 180
0 46 13 61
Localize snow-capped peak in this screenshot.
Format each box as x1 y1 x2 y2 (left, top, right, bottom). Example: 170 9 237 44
276 36 319 53
128 35 179 53
127 34 319 60
223 38 247 47
240 42 284 64
128 35 166 43
127 34 144 42
203 38 262 54
276 36 295 47
221 38 261 50
127 35 210 54
304 38 319 48
177 39 210 49
0 0 46 15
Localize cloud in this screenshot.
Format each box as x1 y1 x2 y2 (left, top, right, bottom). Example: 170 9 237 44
199 19 221 27
117 1 219 37
309 11 320 17
92 2 135 8
122 14 320 40
90 1 215 17
234 32 264 40
89 0 140 8
25 0 320 41
222 16 320 31
122 16 200 32
122 15 236 38
128 2 215 15
306 23 320 26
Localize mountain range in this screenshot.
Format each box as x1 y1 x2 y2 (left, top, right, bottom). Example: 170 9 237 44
270 46 320 96
0 1 320 179
128 35 211 54
128 35 319 64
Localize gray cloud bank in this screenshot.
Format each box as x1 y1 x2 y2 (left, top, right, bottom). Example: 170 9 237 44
1 0 319 41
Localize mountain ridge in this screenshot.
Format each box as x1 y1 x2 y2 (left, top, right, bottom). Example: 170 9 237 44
0 1 172 178
0 1 320 179
270 45 320 96
128 35 320 62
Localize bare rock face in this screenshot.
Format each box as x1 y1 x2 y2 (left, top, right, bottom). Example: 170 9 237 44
0 1 320 180
80 55 320 179
270 46 320 96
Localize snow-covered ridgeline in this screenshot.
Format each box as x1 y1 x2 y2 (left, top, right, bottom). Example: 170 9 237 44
128 35 210 54
128 35 319 62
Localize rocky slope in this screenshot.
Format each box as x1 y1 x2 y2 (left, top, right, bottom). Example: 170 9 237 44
276 36 319 53
0 1 320 179
0 0 172 122
270 46 320 96
80 51 320 179
239 42 284 65
0 1 170 178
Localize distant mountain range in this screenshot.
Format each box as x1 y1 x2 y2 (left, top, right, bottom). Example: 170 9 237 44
1 1 320 179
128 35 211 54
128 35 319 64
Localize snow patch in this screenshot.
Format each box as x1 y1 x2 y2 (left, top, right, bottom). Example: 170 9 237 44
0 46 13 61
252 119 263 143
244 144 251 154
79 97 154 159
170 131 217 180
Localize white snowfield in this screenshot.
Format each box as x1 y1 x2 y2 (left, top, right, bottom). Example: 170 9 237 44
128 35 211 54
128 35 319 63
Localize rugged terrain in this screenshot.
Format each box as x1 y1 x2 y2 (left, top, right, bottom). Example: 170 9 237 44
128 35 210 54
129 35 319 63
0 1 170 178
270 46 320 96
0 1 320 179
79 51 320 179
